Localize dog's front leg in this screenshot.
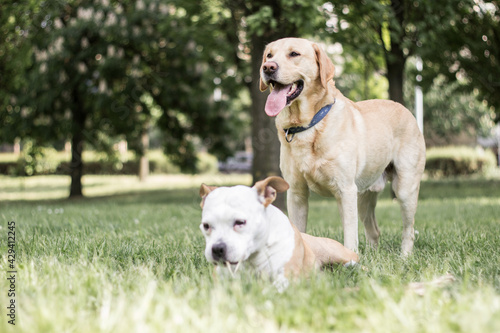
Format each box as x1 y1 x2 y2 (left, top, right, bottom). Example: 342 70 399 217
287 186 310 232
337 185 359 253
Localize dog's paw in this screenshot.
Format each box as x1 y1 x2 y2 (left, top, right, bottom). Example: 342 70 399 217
273 275 289 293
343 260 369 271
343 260 358 268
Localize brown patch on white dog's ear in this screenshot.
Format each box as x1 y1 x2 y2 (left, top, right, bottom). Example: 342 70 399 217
313 43 335 89
253 176 290 207
199 184 217 208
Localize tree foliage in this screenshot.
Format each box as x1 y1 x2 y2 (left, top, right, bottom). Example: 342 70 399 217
407 75 495 141
1 0 246 196
324 0 498 139
336 51 388 101
0 1 38 131
418 0 500 122
323 0 437 104
2 0 499 198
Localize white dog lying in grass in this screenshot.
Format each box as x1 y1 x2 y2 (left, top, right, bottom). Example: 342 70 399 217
199 176 358 291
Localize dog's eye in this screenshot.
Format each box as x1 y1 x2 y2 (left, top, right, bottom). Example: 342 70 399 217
289 51 300 57
234 220 246 228
202 223 210 231
266 53 272 58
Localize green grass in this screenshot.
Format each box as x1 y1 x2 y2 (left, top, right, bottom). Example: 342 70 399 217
1 174 499 332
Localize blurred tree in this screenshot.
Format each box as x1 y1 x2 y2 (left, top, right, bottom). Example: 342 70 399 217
2 0 243 197
324 0 445 106
418 0 499 122
324 0 499 138
336 51 388 101
405 74 495 142
0 1 37 134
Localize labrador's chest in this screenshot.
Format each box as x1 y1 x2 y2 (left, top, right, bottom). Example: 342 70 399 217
282 139 340 197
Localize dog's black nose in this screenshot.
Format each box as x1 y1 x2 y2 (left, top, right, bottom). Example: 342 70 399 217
212 243 227 262
262 61 278 75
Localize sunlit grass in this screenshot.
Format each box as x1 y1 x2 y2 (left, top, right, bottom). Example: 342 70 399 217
0 174 499 332
0 174 251 201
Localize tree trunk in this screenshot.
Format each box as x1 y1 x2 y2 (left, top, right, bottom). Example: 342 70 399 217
386 0 407 106
385 44 406 202
386 0 408 200
139 126 149 182
386 54 406 105
69 103 86 198
249 34 285 211
13 138 20 155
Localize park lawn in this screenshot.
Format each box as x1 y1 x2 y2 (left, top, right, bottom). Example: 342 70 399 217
0 175 499 332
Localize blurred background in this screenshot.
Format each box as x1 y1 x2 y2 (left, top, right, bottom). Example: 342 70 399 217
1 0 499 199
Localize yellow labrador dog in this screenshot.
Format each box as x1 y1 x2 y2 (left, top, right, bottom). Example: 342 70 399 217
259 38 426 255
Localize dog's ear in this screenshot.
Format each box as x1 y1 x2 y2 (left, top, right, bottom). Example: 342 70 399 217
313 43 335 89
259 48 269 92
199 184 217 208
253 176 289 207
259 77 268 92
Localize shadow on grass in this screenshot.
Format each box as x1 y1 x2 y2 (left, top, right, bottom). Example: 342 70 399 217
0 182 70 193
97 188 201 206
418 178 500 200
2 177 500 208
0 189 200 211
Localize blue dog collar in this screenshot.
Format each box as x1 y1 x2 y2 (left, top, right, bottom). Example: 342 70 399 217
283 99 336 143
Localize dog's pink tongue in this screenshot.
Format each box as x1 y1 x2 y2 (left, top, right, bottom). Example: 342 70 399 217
265 84 290 117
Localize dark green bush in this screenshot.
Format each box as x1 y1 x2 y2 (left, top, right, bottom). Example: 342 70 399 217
0 150 218 176
4 144 61 176
55 159 180 175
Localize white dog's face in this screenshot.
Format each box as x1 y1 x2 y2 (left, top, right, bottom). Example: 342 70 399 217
200 186 270 266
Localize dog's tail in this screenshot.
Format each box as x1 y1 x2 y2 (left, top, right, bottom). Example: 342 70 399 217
300 233 359 267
